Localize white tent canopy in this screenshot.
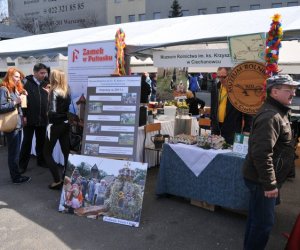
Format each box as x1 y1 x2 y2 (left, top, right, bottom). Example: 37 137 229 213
0 6 300 59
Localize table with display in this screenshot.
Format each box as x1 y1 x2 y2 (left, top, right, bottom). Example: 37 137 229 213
156 143 250 210
136 118 199 167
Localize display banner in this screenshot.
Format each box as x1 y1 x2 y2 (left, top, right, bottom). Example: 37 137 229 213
68 41 116 112
153 49 233 68
59 154 148 227
82 76 141 161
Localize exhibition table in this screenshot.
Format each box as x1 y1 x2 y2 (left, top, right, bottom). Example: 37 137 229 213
156 143 250 210
136 118 199 167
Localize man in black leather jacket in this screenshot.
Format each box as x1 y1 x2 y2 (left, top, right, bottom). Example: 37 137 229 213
19 63 49 173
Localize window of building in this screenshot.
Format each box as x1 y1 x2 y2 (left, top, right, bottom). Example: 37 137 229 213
128 15 135 22
153 12 161 19
115 16 121 24
230 6 239 12
182 10 189 16
287 1 298 6
272 3 282 8
139 13 146 21
198 8 207 15
217 7 226 13
250 4 260 10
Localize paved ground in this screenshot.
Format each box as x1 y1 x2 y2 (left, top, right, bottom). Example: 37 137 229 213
0 145 299 250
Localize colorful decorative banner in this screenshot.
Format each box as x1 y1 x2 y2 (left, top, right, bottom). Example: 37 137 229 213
114 28 126 76
262 13 283 100
265 13 283 77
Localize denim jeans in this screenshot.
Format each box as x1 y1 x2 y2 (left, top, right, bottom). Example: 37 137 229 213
243 179 277 250
5 129 22 181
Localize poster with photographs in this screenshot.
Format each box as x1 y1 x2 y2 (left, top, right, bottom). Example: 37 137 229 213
59 154 148 227
82 76 141 160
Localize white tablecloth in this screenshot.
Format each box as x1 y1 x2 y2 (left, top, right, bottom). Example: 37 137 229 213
136 118 199 167
168 143 231 176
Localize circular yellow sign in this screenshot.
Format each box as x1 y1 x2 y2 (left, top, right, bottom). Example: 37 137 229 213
227 61 266 115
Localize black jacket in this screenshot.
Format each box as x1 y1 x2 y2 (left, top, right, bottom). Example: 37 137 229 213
210 81 252 144
48 89 71 124
22 75 48 126
186 97 205 116
243 96 295 191
140 80 151 104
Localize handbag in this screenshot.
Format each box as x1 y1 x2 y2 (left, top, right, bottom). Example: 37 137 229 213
0 87 18 133
0 108 18 133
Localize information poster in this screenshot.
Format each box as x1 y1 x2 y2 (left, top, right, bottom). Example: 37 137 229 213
82 76 141 161
68 40 116 113
59 154 148 227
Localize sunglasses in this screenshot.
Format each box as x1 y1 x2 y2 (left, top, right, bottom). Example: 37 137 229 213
277 88 296 94
218 76 227 79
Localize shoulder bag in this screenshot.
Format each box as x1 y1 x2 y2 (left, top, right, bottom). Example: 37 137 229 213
0 88 18 133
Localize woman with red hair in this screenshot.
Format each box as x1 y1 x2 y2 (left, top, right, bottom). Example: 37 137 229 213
0 68 31 184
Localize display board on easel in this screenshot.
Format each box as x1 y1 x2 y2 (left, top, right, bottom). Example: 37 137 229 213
81 76 141 161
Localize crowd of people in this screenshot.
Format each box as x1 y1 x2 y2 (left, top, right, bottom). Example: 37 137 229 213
0 64 299 248
0 63 71 188
141 68 299 249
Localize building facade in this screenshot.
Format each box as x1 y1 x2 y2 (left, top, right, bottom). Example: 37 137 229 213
8 0 107 33
145 0 299 20
7 0 299 34
107 0 145 25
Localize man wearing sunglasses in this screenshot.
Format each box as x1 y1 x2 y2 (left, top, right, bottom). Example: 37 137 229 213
211 67 252 144
243 74 299 250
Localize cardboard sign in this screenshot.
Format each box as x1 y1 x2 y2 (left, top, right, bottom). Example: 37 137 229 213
227 61 266 114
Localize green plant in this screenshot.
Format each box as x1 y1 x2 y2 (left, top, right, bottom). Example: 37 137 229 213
169 0 183 18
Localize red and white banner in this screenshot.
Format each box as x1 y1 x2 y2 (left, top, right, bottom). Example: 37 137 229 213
68 40 116 112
